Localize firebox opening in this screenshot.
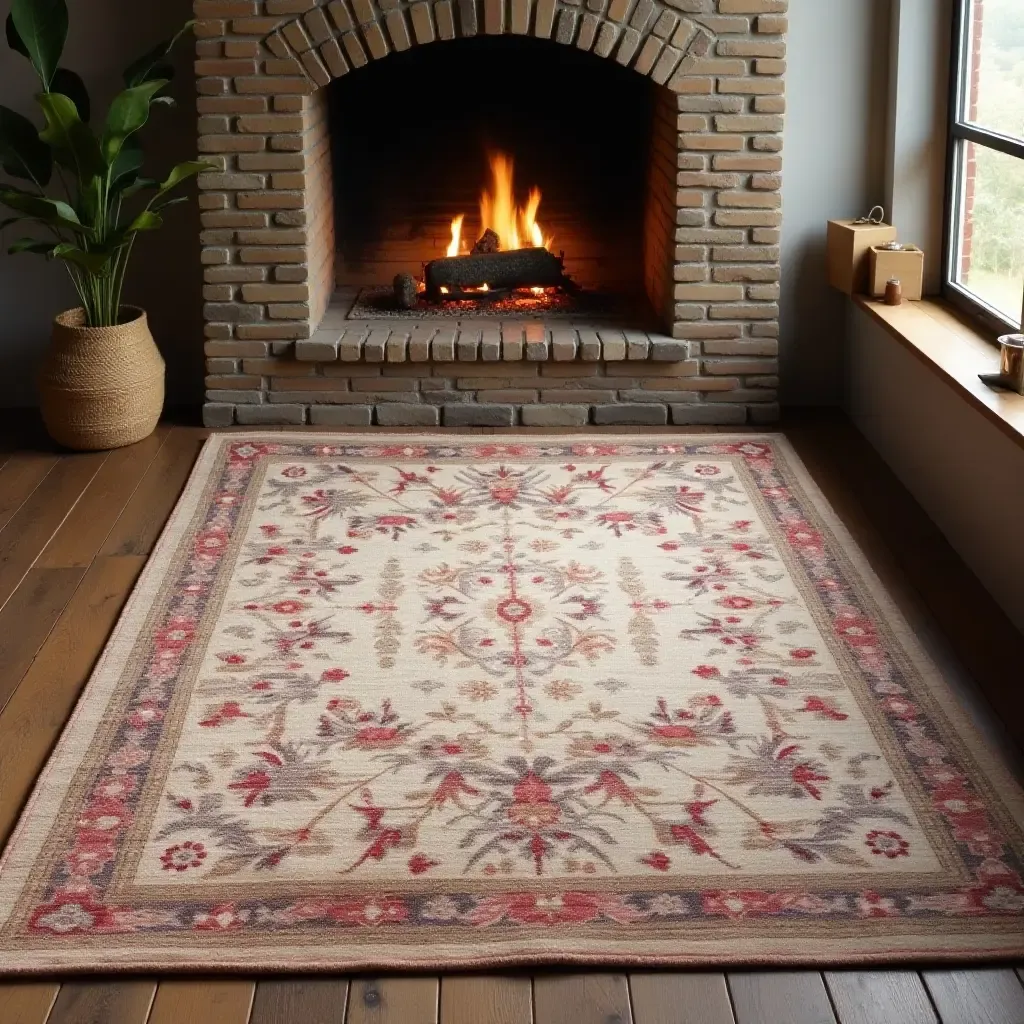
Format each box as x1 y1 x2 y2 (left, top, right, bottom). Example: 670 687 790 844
328 36 675 328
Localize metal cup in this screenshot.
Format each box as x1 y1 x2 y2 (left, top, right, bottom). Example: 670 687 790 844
980 334 1024 395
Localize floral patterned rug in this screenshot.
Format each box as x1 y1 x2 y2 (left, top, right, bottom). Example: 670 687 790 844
2 433 1023 972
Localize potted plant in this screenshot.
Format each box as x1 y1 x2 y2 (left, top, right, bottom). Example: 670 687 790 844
0 0 212 450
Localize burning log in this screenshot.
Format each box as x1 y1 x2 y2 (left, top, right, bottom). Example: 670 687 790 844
423 247 569 301
471 228 500 255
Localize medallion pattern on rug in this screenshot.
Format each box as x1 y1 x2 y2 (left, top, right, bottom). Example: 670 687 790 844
2 435 1023 966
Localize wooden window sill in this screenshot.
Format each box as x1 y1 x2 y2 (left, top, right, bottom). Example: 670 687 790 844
853 295 1024 451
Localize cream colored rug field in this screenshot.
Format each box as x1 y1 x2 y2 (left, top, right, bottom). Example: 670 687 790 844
1 433 1022 972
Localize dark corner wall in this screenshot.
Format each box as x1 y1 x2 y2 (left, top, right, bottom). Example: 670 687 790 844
0 0 204 408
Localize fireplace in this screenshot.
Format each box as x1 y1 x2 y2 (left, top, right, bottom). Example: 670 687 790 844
330 36 657 312
195 0 787 429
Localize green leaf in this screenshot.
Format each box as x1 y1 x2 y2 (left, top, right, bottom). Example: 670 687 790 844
50 241 113 274
119 176 159 198
5 13 29 58
127 209 162 232
0 104 52 185
0 187 83 231
109 136 143 192
101 80 168 166
10 0 67 88
123 21 194 87
8 236 55 255
151 194 187 213
50 67 90 121
156 160 214 195
37 91 104 178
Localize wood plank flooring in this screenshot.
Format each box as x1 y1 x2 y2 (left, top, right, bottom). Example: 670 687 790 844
0 412 1022 1024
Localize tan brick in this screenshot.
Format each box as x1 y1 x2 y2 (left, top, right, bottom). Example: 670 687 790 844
757 14 788 32
681 134 744 151
716 76 784 95
717 0 787 11
754 95 786 113
201 211 268 228
198 135 266 153
677 171 741 188
197 96 268 114
708 304 778 320
674 283 744 301
329 0 355 31
713 153 783 171
238 153 305 171
240 245 307 263
237 191 305 209
224 39 261 57
714 114 784 132
194 19 227 37
205 265 267 283
716 39 786 58
237 323 310 340
236 228 308 244
236 114 305 133
717 191 782 208
672 76 714 95
755 58 787 74
711 245 779 262
712 265 780 283
195 58 257 75
751 172 782 190
714 209 782 227
205 374 263 389
243 358 317 375
196 77 229 96
320 38 350 77
235 75 310 94
242 283 311 301
676 114 709 132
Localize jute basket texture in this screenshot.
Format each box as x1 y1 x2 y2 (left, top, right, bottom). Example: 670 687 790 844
39 306 165 451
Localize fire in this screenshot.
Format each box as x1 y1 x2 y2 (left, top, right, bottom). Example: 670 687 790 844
446 214 464 258
445 151 551 257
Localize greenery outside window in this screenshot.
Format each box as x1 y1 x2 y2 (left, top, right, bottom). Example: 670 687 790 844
945 0 1024 332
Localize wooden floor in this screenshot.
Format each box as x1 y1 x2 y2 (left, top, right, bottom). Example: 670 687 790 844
1 411 1024 1024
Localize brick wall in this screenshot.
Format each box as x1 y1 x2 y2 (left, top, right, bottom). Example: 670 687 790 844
195 0 788 429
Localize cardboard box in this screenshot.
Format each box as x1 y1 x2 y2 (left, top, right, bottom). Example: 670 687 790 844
869 244 925 301
826 219 898 295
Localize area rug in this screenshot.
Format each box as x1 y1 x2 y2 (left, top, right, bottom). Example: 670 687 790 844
1 433 1023 973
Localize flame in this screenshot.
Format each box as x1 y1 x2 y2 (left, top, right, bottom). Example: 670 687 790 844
443 152 552 258
447 214 464 258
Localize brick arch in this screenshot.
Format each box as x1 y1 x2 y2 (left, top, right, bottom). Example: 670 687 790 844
195 0 788 429
262 0 715 93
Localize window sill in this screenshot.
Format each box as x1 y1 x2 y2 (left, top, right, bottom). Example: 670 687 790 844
853 296 1024 451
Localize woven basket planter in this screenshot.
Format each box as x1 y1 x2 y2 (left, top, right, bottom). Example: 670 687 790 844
39 306 165 451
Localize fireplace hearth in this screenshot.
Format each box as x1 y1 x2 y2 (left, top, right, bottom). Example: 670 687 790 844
195 0 787 430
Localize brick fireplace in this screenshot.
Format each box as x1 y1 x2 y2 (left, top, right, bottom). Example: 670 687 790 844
195 0 787 428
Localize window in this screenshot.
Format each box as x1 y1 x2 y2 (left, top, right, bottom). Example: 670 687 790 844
946 0 1024 331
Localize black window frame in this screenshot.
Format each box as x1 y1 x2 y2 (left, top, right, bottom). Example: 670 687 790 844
944 0 1024 335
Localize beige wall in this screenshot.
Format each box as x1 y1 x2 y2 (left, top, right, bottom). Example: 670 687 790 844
0 0 204 407
846 306 1024 634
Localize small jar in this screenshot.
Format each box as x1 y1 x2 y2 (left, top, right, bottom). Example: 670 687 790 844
884 279 903 306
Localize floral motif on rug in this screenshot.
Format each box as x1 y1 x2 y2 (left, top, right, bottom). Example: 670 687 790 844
1 434 1022 971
